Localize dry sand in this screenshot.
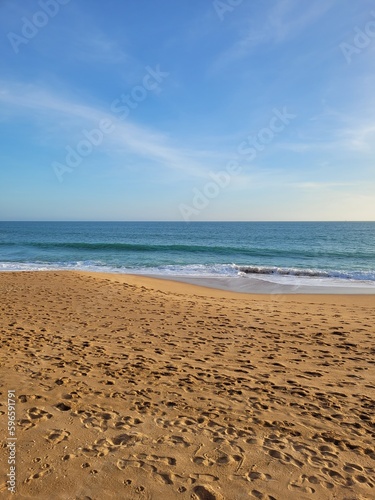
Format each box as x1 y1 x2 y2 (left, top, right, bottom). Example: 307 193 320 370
0 271 374 500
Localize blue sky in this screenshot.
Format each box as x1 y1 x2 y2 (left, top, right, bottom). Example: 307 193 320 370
0 0 374 221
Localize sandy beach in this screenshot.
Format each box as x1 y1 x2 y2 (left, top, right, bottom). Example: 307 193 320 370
1 271 374 499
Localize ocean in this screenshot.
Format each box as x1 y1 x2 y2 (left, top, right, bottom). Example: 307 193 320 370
0 221 374 291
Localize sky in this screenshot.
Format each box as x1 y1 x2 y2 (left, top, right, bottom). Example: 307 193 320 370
0 0 374 221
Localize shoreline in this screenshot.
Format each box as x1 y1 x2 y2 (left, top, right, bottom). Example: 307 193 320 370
1 269 375 295
144 273 375 295
79 271 375 303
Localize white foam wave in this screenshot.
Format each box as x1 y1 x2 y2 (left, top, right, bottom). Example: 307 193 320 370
0 261 374 289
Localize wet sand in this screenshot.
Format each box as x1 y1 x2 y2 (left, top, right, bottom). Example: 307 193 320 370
150 275 375 295
0 271 374 499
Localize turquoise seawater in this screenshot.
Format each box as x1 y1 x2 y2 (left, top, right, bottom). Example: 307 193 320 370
0 221 374 287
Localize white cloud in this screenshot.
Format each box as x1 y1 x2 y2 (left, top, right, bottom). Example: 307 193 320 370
0 81 221 179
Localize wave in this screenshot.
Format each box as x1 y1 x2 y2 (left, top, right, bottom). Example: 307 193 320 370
0 241 242 253
235 265 375 281
0 260 374 283
237 265 330 277
0 241 374 260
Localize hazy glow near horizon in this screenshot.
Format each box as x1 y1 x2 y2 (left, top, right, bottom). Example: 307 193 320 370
0 0 374 221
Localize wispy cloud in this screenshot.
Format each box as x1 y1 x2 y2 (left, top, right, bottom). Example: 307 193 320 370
288 181 360 190
337 125 375 152
279 122 375 154
266 0 335 43
0 81 226 179
71 35 128 64
211 0 336 70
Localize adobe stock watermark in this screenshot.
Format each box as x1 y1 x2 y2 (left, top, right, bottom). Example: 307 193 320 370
340 11 375 64
179 107 296 221
213 0 243 21
7 390 17 494
7 0 72 55
52 65 169 182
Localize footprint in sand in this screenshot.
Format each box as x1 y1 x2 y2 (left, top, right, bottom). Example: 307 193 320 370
251 490 277 500
28 407 53 420
116 458 146 470
114 415 143 429
137 453 177 466
26 464 52 482
19 407 52 430
116 454 186 489
192 485 222 500
55 402 71 412
45 429 70 444
157 434 192 447
247 471 272 481
83 433 143 457
73 406 119 431
343 462 363 473
287 473 324 494
266 448 304 468
18 394 44 403
189 474 219 484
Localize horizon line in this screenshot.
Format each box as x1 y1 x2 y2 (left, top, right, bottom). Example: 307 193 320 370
1 220 374 224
